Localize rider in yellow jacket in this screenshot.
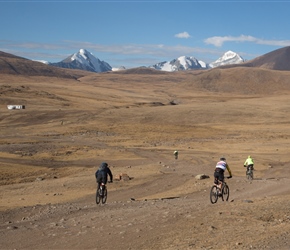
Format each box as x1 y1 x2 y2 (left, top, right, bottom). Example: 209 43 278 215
244 155 254 172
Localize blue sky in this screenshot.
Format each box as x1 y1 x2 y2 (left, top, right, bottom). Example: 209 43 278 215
1 0 290 68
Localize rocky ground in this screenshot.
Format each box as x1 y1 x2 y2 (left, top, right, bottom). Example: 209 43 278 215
1 72 290 249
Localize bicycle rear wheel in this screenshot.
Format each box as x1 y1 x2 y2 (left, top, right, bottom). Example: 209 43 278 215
247 171 253 180
221 184 229 201
250 171 254 180
210 185 218 204
96 188 101 204
101 188 107 204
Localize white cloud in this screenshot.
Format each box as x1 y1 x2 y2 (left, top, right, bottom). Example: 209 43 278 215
0 39 217 59
204 35 290 47
64 41 218 58
174 32 191 39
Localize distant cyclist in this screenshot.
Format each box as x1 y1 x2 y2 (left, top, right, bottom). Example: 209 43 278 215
214 157 232 193
174 150 178 160
95 162 113 190
244 155 254 172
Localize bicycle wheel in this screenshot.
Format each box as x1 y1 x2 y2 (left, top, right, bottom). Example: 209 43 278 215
221 184 230 201
96 188 101 204
101 187 107 204
250 171 254 180
247 170 253 180
210 185 218 204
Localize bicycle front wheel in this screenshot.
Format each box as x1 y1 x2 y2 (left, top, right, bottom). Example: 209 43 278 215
101 188 107 204
221 184 230 201
96 189 101 204
210 185 218 204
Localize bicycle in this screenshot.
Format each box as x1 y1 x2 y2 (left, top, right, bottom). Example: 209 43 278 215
210 177 230 204
96 183 107 204
245 165 254 180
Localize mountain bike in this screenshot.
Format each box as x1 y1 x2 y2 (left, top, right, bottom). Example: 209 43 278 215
210 177 230 204
96 183 107 204
245 165 254 180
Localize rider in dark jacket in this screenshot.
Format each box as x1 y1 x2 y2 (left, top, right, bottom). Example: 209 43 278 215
95 162 113 190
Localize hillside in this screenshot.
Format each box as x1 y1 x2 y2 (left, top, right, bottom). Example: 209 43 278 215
244 46 290 70
0 51 91 79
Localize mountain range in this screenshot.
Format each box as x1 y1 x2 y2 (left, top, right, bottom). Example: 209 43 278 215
34 46 290 73
44 48 245 73
1 46 290 77
149 51 244 72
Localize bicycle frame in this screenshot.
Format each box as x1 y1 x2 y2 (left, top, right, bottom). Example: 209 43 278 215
96 183 107 204
246 165 254 180
210 179 230 204
99 183 106 195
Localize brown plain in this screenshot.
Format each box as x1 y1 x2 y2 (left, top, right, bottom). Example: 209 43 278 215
1 52 290 249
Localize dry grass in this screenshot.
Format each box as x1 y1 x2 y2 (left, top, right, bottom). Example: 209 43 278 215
1 62 290 249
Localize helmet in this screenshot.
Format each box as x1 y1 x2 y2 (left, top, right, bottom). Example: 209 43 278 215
220 157 226 161
100 162 108 170
248 155 251 158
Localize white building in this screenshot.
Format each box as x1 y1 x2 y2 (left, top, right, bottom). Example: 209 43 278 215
7 105 25 110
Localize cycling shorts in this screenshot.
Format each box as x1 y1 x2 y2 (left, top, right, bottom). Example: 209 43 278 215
214 168 225 182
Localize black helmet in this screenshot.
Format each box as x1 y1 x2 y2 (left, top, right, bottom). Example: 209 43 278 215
220 157 226 161
100 162 108 170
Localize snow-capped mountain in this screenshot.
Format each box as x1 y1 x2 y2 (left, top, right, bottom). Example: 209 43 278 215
34 60 49 65
149 51 244 72
112 66 126 71
209 50 244 68
150 56 207 72
50 49 112 73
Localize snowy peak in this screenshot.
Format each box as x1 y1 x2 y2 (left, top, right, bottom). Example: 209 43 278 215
68 49 112 72
112 66 126 71
71 49 92 63
50 49 112 73
177 56 199 69
209 50 244 68
70 49 95 65
150 56 206 72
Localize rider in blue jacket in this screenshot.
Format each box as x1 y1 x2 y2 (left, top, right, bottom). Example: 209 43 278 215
95 162 113 190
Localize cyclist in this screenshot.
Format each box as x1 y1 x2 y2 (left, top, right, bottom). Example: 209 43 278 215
214 157 232 194
95 162 113 191
244 155 254 173
174 150 178 159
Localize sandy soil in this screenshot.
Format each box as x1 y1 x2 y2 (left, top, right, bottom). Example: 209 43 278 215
0 71 290 250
